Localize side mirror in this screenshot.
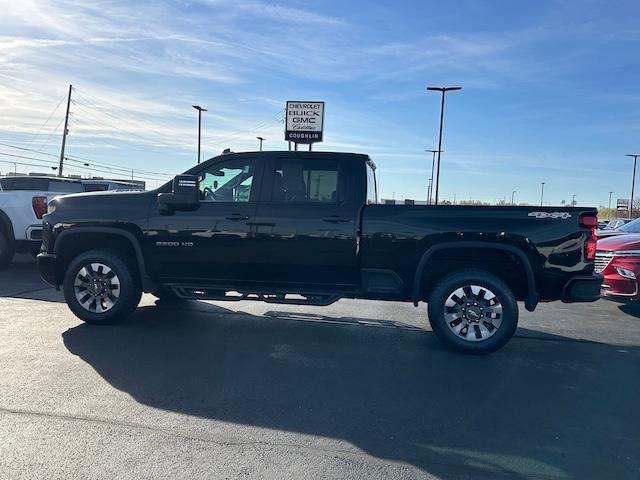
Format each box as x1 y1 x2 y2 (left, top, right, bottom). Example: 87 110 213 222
157 174 200 215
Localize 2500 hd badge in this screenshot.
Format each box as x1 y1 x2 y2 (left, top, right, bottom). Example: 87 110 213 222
155 241 194 247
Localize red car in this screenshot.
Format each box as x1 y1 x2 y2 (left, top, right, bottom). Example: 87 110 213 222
596 233 640 300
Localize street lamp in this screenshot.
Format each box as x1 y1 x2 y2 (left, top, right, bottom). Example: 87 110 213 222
257 136 266 152
572 194 576 207
626 154 639 219
425 149 441 204
426 86 461 205
608 191 613 219
511 190 516 206
192 105 207 164
540 182 546 206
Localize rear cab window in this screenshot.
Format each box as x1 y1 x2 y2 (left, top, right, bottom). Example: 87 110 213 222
270 158 341 203
0 177 83 192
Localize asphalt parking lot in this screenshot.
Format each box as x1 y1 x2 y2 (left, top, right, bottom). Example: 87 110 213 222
1 257 639 480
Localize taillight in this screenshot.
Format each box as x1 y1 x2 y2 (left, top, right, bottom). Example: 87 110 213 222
579 214 598 229
580 213 597 262
32 196 47 219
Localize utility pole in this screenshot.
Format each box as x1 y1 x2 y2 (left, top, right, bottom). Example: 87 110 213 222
540 182 545 206
58 84 72 177
427 177 432 204
608 191 613 219
426 86 461 205
425 149 441 204
626 154 639 219
257 136 265 151
511 190 516 205
192 105 207 164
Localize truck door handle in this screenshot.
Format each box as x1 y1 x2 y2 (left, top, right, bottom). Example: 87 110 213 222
226 214 249 221
323 216 350 223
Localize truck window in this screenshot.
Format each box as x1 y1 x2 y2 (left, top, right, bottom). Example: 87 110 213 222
83 183 110 192
366 163 377 204
198 159 255 202
271 159 339 203
48 180 84 193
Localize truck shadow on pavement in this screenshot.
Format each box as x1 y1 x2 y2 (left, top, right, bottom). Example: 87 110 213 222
62 301 640 480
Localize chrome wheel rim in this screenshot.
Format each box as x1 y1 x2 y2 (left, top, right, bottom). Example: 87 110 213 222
74 263 120 313
444 284 503 342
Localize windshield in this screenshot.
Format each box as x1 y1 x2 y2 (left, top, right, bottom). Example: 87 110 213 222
618 218 640 233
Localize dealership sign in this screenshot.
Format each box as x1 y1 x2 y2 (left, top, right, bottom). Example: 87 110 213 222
285 101 324 144
617 198 629 211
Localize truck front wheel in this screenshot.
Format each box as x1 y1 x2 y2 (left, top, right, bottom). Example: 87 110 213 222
63 249 142 325
427 269 518 354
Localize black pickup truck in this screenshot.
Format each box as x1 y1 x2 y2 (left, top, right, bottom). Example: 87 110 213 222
37 151 602 353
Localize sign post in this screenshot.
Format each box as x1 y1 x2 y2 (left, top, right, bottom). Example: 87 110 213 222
617 198 629 218
285 101 324 150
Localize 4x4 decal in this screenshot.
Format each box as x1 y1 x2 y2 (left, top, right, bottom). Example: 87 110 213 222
528 212 572 219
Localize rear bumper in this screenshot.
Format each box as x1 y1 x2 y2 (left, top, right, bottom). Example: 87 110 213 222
37 253 58 287
561 274 603 303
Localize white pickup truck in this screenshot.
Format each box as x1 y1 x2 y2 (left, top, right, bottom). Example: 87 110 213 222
0 176 84 268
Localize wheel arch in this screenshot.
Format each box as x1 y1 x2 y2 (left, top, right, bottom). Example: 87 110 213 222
0 208 15 247
412 241 539 311
53 226 154 291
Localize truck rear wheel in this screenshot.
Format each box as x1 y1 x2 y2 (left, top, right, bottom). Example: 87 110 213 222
0 230 14 269
63 249 142 325
427 269 518 354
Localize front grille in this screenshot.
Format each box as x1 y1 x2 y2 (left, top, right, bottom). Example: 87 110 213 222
594 251 614 273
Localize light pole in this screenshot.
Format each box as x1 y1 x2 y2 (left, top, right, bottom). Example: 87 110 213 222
426 86 461 205
608 191 613 219
192 105 207 164
425 149 441 204
257 136 265 151
540 182 545 206
427 177 432 204
511 190 516 206
572 194 576 207
626 154 639 219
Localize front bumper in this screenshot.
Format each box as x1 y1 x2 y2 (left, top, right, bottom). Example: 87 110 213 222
561 274 603 303
37 253 58 287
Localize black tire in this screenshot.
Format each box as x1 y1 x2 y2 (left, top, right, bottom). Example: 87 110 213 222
427 269 518 354
63 249 142 325
0 230 14 269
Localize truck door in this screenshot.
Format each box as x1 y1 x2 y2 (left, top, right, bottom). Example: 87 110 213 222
250 155 358 289
146 155 263 284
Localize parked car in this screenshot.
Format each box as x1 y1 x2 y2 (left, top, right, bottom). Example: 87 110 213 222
596 218 633 237
0 176 84 267
37 151 602 354
82 179 145 192
598 220 610 229
596 233 640 300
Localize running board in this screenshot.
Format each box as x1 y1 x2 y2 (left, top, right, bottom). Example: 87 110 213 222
171 286 340 306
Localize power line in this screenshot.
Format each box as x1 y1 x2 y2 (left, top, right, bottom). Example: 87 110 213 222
25 92 67 145
30 115 65 153
0 141 172 179
73 88 193 132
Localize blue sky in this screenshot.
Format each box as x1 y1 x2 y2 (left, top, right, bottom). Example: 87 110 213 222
1 0 639 205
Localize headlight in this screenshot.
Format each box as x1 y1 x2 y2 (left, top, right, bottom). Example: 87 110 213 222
615 267 636 279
